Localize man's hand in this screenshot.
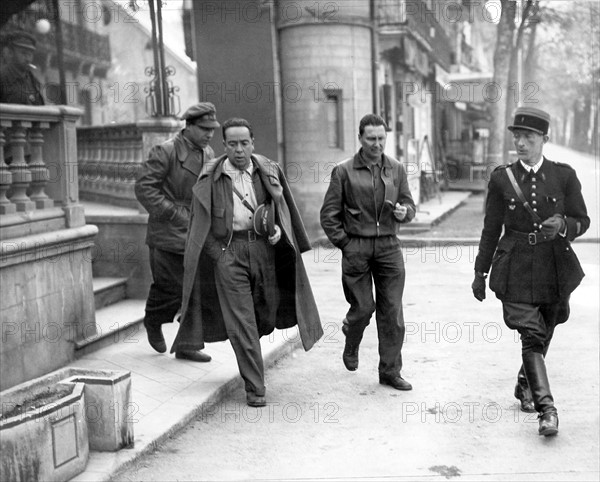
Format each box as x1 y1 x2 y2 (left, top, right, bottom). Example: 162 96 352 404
268 225 281 245
472 272 486 302
393 203 408 221
541 214 566 240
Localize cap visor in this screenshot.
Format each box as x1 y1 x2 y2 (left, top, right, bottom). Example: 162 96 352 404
507 125 544 135
196 120 220 128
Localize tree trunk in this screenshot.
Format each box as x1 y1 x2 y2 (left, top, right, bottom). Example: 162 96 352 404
504 1 534 155
487 0 516 173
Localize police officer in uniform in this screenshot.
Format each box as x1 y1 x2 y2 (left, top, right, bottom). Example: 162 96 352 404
472 106 589 437
0 31 44 105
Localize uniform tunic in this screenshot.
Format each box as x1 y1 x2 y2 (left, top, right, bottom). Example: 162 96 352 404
475 158 589 304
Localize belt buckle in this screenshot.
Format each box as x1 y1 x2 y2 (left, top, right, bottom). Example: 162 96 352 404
528 233 537 245
248 230 257 242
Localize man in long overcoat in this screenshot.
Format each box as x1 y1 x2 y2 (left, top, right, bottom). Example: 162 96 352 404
171 118 323 406
472 106 589 437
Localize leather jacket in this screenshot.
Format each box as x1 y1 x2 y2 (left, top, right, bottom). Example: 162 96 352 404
135 131 214 254
320 151 415 249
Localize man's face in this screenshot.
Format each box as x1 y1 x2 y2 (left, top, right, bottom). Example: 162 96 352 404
11 46 34 69
512 129 547 165
224 126 254 170
185 121 215 149
359 125 387 162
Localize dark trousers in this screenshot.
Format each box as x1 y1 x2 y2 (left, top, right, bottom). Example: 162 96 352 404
341 236 406 377
144 248 184 328
503 298 570 355
213 237 279 396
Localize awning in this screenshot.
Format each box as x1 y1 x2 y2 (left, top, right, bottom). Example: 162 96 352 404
439 70 495 104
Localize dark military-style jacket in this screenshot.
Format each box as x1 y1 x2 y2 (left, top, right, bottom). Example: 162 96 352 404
134 131 214 254
0 64 44 105
475 157 589 303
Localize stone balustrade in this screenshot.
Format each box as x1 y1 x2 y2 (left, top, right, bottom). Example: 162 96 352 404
77 118 183 210
0 104 86 237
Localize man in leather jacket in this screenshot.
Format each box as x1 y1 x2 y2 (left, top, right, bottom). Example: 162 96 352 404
135 102 217 362
320 114 416 391
472 106 589 437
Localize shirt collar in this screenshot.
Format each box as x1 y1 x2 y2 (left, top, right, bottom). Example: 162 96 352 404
223 158 254 178
520 156 544 173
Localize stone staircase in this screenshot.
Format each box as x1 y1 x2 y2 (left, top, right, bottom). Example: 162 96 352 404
75 277 146 358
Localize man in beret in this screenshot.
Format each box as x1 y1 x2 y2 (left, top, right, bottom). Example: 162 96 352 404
171 117 323 407
472 106 589 437
0 31 44 105
135 102 219 362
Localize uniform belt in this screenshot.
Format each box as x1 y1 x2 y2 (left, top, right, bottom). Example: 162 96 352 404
507 229 552 246
231 229 261 242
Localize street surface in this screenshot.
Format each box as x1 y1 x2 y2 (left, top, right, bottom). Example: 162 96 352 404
114 241 599 482
114 143 599 481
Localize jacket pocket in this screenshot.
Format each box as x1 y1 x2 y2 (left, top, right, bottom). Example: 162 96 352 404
489 237 515 297
343 206 362 234
546 193 565 213
211 207 227 239
553 237 584 298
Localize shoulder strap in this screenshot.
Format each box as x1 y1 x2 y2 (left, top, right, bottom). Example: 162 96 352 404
232 185 255 213
505 167 543 224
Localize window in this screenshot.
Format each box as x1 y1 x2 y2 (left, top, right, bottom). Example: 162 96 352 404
325 89 343 149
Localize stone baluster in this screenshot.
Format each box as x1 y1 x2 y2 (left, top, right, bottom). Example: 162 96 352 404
7 121 35 212
77 136 88 192
89 133 102 192
0 122 17 214
27 122 54 209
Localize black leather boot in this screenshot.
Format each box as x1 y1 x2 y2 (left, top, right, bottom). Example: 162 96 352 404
522 352 558 436
514 365 536 413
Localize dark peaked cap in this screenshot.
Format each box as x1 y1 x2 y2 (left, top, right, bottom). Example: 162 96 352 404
181 102 220 128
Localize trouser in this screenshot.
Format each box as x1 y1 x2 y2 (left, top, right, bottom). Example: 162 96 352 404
341 236 406 377
143 248 184 328
503 298 570 414
213 236 279 396
503 298 570 355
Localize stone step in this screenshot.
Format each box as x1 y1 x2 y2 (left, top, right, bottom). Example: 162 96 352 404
75 299 146 358
93 277 128 310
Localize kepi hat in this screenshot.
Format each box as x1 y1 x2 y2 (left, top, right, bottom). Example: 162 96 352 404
181 102 220 128
254 202 276 237
6 31 37 51
508 106 550 135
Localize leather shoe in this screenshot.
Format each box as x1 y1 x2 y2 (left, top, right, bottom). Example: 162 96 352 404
145 324 166 353
379 374 412 391
514 383 536 413
175 350 211 363
538 411 559 436
342 339 359 371
341 324 359 371
246 392 266 407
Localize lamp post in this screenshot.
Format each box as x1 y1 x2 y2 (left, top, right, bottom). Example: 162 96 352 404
143 0 180 117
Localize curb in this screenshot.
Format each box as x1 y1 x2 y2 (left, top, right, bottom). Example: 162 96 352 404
82 334 303 482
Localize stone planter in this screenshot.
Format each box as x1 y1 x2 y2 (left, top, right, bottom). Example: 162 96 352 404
0 381 89 482
62 368 134 451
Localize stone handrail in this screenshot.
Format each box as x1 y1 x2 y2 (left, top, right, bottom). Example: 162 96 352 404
0 104 84 238
76 118 183 210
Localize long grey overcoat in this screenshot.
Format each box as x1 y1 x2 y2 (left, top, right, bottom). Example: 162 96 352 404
170 154 323 353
